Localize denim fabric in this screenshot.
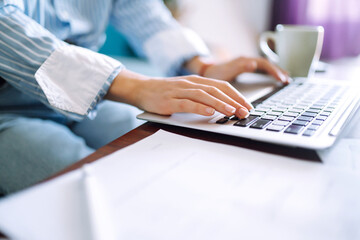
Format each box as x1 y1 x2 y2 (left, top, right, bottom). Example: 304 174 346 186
0 115 94 195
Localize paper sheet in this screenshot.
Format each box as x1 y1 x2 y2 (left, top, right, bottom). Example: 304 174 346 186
0 130 360 240
317 107 360 172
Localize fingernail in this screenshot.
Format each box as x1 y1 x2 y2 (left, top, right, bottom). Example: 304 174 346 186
225 105 236 114
246 61 257 71
238 108 249 118
206 107 215 115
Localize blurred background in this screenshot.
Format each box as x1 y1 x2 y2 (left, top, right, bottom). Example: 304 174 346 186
100 0 360 63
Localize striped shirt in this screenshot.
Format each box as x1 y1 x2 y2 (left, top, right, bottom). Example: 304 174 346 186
0 0 209 120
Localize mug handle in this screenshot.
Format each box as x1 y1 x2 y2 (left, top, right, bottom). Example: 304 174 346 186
259 31 279 63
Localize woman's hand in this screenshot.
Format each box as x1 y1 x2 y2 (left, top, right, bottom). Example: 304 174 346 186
105 70 253 119
186 56 290 83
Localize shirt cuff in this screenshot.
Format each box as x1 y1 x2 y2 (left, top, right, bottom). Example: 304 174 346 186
35 45 123 116
143 27 211 76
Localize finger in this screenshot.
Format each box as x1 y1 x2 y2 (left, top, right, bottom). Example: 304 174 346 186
176 88 250 117
254 58 290 84
232 57 258 73
185 76 254 111
196 85 251 118
177 83 245 112
171 99 216 116
223 58 258 81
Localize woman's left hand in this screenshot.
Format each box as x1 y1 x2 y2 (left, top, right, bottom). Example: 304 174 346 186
187 56 290 84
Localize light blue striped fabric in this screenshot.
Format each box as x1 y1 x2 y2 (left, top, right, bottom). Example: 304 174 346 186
0 0 203 120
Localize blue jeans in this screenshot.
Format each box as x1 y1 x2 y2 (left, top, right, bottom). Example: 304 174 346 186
0 84 143 195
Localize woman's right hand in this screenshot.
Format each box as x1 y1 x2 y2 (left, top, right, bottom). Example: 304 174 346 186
105 69 253 119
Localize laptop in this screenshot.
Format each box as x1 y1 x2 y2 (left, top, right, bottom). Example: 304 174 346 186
137 74 360 149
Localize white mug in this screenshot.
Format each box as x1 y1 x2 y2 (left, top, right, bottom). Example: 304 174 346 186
260 24 324 78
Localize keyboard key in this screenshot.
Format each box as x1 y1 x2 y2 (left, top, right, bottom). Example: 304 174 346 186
292 120 309 126
284 124 304 134
282 102 294 106
234 115 259 127
261 115 278 121
291 107 305 111
267 124 285 132
216 117 229 124
302 100 312 104
257 104 272 109
272 107 287 112
268 99 281 103
254 108 269 113
312 120 324 125
297 116 313 122
230 116 239 121
308 124 320 130
288 109 302 114
267 111 282 116
303 129 316 137
273 120 290 126
295 104 310 109
278 116 294 121
249 111 264 117
311 104 325 109
316 115 327 121
307 108 321 113
283 112 298 117
320 112 331 117
250 119 272 129
302 111 317 118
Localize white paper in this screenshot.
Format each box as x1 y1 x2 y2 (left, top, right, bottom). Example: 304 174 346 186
0 170 91 240
317 107 360 172
0 130 360 240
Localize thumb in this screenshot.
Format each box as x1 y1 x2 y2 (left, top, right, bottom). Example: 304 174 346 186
242 60 257 72
231 58 258 74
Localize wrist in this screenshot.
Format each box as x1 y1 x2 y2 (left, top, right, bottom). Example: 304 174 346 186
184 56 215 76
105 69 148 105
198 61 215 77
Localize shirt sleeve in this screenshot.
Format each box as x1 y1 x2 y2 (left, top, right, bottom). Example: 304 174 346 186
0 3 123 120
110 0 211 76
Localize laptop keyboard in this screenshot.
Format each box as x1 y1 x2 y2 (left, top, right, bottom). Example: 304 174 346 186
216 81 348 137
